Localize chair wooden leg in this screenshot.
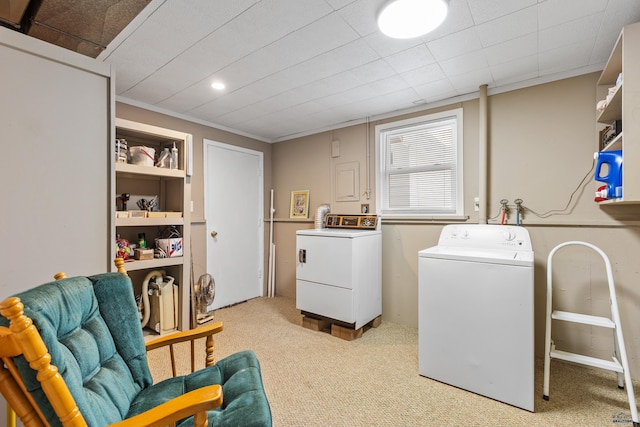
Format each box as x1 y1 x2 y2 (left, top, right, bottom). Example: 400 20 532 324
193 410 208 427
205 335 215 367
6 405 15 427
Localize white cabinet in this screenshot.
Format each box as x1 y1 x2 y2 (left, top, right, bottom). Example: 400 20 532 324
296 229 381 329
112 118 192 332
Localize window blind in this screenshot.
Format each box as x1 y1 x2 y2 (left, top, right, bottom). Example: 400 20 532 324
380 116 459 214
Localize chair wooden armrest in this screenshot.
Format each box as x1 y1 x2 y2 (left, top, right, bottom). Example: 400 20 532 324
111 384 222 427
145 322 223 351
145 322 224 373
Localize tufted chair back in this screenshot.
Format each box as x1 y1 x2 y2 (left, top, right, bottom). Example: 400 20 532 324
1 273 152 426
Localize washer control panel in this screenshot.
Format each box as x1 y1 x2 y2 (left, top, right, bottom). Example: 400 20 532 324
438 224 532 251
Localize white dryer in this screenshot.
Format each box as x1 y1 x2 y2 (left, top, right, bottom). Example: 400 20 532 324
418 224 534 411
296 228 381 329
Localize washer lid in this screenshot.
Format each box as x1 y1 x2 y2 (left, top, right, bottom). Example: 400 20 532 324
419 246 534 266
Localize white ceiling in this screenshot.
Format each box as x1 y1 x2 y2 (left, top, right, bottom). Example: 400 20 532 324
99 0 640 142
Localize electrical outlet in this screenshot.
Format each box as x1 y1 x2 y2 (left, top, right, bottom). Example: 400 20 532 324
361 204 369 214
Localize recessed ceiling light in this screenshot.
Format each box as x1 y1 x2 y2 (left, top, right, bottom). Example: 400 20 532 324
211 81 225 90
378 0 448 39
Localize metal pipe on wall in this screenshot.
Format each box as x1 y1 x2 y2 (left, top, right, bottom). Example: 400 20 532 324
478 84 488 224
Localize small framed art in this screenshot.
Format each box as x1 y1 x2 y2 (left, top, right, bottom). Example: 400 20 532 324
290 190 310 218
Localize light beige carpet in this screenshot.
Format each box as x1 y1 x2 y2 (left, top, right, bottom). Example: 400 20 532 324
147 296 638 427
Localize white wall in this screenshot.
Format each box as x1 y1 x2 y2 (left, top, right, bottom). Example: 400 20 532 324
0 27 113 424
0 27 112 296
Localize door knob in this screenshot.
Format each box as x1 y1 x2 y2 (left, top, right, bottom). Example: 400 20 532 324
211 230 218 238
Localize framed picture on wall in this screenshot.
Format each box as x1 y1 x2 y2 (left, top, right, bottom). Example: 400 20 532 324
290 190 310 218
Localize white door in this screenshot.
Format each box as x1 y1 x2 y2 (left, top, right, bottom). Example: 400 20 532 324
204 139 263 309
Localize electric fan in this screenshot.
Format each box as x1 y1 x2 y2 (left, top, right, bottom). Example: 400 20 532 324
194 273 215 324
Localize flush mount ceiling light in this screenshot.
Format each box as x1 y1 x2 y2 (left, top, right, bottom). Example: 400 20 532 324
377 0 448 39
211 81 226 90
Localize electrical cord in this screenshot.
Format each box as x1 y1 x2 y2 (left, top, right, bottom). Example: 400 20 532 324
525 158 595 218
487 158 595 221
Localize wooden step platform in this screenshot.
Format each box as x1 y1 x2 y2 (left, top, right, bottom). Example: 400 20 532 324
301 312 382 341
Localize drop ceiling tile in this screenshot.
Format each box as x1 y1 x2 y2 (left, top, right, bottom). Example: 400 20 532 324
337 0 386 36
538 39 594 75
232 13 358 81
538 0 607 29
447 67 494 93
275 39 380 88
439 50 489 77
427 27 482 62
155 80 221 113
467 0 537 25
286 99 327 116
349 59 397 84
412 79 457 102
400 63 446 86
342 87 419 117
165 23 278 78
109 1 257 88
384 44 435 73
475 6 537 48
490 55 539 85
295 72 364 102
255 89 315 112
538 14 602 52
364 31 426 57
211 101 274 125
484 33 537 66
420 0 475 42
248 73 304 99
315 81 375 107
325 0 359 10
198 87 268 117
112 54 154 94
317 38 381 72
120 79 180 105
120 56 226 104
318 74 400 108
590 0 640 62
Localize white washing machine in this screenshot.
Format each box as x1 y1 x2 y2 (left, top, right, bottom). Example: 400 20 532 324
418 224 534 411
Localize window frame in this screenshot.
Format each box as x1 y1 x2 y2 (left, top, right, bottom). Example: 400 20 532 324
375 108 464 219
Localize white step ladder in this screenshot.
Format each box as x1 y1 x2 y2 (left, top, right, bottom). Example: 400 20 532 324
543 241 638 426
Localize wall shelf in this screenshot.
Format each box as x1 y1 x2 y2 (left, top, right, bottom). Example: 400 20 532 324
112 118 192 333
595 22 640 204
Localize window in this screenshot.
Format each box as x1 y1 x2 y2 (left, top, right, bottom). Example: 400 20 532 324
376 108 463 217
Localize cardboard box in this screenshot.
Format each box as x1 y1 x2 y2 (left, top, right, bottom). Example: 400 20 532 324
155 238 183 258
134 248 154 260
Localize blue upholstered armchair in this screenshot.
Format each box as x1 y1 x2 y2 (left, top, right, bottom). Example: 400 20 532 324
0 272 271 427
